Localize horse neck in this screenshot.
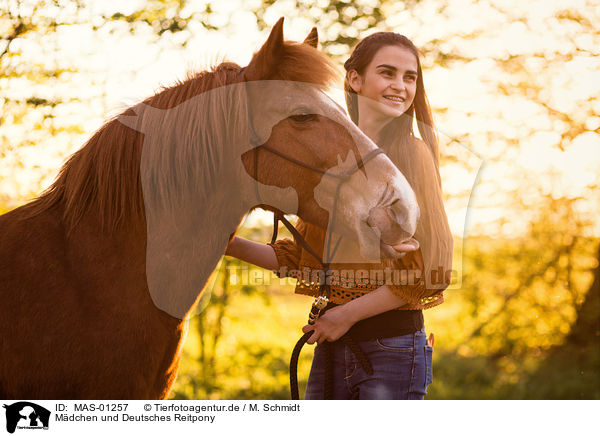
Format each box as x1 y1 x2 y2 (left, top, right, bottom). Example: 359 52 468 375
143 172 249 319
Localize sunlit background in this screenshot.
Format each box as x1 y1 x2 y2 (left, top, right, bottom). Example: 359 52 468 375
1 0 598 399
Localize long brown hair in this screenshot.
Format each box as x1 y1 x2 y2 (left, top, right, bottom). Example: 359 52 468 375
343 32 439 169
344 32 453 292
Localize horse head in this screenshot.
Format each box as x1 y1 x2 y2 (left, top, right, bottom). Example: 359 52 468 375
239 18 419 262
116 18 419 317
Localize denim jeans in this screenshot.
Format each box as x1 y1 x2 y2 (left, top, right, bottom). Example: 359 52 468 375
304 327 433 400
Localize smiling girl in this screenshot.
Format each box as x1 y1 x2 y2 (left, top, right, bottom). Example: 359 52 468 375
226 32 453 399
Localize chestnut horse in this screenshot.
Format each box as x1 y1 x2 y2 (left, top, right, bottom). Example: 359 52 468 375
0 18 418 399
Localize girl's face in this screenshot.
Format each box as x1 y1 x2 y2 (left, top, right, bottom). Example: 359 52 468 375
348 44 418 120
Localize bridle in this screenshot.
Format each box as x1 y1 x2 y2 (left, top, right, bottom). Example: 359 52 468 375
244 79 378 399
246 89 385 266
253 144 385 260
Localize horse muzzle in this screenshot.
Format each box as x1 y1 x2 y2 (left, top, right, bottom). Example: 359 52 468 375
367 205 419 259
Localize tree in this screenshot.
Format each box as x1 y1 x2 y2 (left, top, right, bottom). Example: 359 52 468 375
564 243 600 349
0 0 218 208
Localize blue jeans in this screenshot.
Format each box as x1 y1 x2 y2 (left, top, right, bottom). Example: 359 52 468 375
304 327 433 400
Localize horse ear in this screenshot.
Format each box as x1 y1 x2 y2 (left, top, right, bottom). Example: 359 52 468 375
243 17 285 81
303 27 318 48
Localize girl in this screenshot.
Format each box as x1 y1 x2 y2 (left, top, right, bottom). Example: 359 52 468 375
226 32 453 399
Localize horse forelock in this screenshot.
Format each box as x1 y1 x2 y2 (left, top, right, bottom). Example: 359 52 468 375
267 42 338 86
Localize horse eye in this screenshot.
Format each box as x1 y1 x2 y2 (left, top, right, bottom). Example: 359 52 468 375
289 113 317 123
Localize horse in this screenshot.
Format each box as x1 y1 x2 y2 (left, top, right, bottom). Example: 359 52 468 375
0 17 418 399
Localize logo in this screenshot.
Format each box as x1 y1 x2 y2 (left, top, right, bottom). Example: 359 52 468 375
2 402 50 433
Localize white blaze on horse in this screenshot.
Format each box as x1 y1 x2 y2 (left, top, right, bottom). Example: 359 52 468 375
0 17 418 399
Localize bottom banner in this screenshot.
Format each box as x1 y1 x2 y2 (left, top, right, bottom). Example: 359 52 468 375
0 400 595 435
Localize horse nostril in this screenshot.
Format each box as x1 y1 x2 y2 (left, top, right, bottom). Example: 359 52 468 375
385 206 397 223
389 198 406 226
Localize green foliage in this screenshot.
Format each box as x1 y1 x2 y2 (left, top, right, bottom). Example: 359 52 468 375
426 345 600 399
426 328 600 400
520 345 600 400
106 0 218 36
253 0 387 57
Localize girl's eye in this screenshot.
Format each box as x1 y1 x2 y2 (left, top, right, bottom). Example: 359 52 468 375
405 75 417 82
289 113 317 123
381 70 393 77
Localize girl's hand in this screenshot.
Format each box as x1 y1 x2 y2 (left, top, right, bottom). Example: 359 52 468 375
302 305 354 345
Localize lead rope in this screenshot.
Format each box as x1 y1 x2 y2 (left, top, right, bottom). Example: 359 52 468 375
272 212 374 400
288 309 375 399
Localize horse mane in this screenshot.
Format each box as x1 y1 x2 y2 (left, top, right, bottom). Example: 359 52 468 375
22 41 338 233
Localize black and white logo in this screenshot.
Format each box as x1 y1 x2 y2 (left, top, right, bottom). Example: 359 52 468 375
2 402 50 433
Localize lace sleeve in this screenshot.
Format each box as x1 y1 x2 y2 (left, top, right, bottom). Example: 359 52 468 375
267 219 307 278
